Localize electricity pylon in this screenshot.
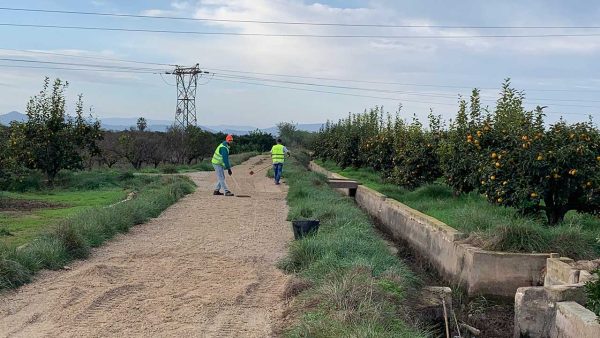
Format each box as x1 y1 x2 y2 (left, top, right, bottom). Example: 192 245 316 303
168 64 208 129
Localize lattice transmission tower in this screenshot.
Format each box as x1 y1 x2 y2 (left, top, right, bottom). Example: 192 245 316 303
168 64 208 129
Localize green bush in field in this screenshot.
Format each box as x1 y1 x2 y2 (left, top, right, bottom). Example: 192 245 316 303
585 269 600 320
161 165 178 174
439 89 485 195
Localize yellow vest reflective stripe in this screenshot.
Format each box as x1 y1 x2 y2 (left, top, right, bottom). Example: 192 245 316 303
271 144 285 163
211 143 229 166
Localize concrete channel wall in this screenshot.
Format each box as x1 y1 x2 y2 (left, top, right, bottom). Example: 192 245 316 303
309 161 554 298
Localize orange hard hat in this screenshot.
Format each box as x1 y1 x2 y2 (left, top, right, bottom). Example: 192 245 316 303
226 134 234 142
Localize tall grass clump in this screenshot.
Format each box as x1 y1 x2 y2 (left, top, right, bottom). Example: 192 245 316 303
279 158 427 337
0 175 194 291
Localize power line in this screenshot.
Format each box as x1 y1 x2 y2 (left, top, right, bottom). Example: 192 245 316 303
1 7 600 30
2 47 599 95
0 57 168 72
211 77 597 114
0 47 174 67
204 67 600 93
211 73 600 108
0 62 593 116
1 55 597 108
2 22 600 39
212 77 457 106
0 63 160 74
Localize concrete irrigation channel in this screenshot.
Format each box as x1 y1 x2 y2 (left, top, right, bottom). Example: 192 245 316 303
0 156 292 337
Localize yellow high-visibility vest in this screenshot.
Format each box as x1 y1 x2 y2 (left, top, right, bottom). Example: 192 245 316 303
271 144 285 163
211 143 229 166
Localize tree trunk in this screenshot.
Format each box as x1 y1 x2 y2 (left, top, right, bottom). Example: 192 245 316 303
545 207 567 225
544 192 568 225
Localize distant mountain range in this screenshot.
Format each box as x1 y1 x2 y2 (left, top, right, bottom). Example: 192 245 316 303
0 111 323 135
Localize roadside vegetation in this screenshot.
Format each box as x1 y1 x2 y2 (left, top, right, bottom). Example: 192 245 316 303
0 171 160 247
313 80 600 259
279 157 428 337
0 78 197 290
0 174 194 289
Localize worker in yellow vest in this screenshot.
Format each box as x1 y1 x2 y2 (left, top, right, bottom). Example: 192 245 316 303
212 134 235 196
271 138 290 185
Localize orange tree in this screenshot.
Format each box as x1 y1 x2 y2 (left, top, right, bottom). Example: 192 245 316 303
359 107 395 173
391 113 443 189
478 80 600 224
9 78 102 184
439 89 485 195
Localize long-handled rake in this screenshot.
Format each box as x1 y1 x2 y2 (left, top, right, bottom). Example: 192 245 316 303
230 175 251 198
249 164 272 176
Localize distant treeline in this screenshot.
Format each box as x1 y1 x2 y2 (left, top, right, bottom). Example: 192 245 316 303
0 78 315 191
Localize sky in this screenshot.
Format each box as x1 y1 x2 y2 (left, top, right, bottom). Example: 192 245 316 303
0 0 600 128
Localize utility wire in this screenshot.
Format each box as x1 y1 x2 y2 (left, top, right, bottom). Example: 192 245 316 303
1 48 598 95
0 62 593 115
204 67 600 93
0 47 174 67
159 72 176 86
2 23 600 39
211 77 597 114
211 73 600 108
0 63 160 74
1 55 598 107
1 7 600 29
1 55 597 108
0 57 169 72
212 77 457 106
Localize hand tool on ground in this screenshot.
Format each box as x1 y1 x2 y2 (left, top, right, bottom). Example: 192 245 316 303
230 174 251 198
249 164 272 176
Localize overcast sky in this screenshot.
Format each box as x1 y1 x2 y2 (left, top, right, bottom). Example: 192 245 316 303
0 0 599 128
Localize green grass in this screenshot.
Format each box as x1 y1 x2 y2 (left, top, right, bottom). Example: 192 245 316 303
0 171 161 247
315 160 600 259
0 190 125 247
279 158 428 337
0 175 195 290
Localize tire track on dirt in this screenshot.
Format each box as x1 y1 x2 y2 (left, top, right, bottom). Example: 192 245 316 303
0 155 291 337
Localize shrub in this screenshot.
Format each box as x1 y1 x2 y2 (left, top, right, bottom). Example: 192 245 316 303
161 165 178 174
585 269 600 320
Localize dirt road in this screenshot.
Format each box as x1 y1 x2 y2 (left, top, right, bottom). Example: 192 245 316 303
0 156 292 337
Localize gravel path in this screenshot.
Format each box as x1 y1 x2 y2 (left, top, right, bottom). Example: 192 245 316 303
0 155 292 337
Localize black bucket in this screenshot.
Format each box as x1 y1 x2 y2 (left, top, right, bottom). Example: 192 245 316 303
292 220 320 239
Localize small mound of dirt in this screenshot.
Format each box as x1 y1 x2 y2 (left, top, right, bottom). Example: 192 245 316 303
0 198 64 212
283 277 313 300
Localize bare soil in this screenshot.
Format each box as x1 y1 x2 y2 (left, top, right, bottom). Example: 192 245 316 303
0 199 64 212
0 155 292 337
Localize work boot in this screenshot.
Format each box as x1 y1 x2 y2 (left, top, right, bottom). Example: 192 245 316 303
213 190 223 195
224 191 235 197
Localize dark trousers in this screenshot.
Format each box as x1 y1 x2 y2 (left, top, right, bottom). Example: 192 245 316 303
273 163 283 184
